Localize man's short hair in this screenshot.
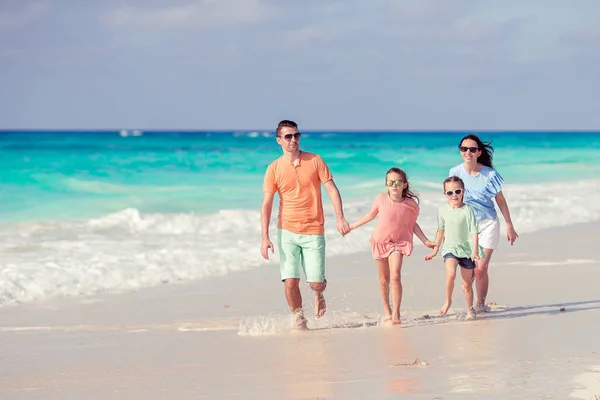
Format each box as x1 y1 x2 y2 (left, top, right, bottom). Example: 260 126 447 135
276 120 298 137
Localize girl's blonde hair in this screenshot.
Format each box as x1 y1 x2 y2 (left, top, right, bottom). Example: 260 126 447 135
443 176 465 190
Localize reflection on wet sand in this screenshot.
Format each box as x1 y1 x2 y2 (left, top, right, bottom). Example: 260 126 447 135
380 327 421 395
275 329 335 399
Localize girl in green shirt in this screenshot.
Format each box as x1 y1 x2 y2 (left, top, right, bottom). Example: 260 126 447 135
426 176 484 320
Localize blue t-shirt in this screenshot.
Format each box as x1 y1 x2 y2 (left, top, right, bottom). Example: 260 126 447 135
448 164 504 221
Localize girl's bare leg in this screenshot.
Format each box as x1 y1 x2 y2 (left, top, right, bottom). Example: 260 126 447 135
440 258 458 316
375 258 392 323
460 267 475 318
475 248 494 309
388 252 404 324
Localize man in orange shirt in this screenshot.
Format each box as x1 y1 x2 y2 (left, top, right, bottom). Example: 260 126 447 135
261 120 351 329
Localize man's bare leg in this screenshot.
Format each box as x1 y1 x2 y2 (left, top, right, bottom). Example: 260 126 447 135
474 248 494 309
388 252 404 324
284 278 306 328
375 258 392 324
440 258 458 316
309 280 327 318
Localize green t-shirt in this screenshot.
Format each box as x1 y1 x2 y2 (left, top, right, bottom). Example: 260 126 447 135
437 204 484 258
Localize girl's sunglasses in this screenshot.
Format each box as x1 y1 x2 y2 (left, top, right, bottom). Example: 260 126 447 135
445 189 463 196
279 133 301 141
459 146 479 153
386 179 404 187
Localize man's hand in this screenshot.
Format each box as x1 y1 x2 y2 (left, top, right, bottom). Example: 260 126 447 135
507 223 519 246
261 238 274 260
336 216 351 236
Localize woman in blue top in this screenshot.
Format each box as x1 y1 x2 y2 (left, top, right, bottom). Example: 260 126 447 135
449 134 519 312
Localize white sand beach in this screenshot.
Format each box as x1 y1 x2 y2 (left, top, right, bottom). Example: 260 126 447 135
1 222 599 399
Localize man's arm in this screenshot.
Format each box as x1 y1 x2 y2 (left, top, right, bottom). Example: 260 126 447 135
323 180 351 235
260 192 275 260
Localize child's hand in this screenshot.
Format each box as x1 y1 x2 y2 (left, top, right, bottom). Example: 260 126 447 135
425 250 437 261
424 240 436 249
471 252 480 261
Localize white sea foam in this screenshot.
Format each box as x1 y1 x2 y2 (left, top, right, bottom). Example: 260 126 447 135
0 180 599 307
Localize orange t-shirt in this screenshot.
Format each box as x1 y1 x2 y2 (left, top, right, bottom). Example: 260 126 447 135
263 151 333 235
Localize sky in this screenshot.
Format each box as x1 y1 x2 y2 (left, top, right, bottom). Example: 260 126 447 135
1 0 600 131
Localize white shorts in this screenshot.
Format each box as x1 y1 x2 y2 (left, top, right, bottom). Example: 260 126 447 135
478 218 500 250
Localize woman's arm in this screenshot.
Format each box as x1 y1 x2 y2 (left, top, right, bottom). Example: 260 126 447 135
495 191 519 245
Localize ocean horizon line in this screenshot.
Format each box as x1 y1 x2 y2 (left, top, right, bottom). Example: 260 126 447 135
1 129 600 134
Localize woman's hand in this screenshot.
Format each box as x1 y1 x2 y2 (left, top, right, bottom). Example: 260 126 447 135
506 223 519 245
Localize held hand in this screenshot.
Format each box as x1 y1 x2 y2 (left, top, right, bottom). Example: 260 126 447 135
261 238 274 260
424 240 436 249
337 216 351 236
425 251 437 261
507 224 519 246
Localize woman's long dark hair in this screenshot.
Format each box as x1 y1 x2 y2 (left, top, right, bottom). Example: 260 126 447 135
459 134 495 168
386 167 419 204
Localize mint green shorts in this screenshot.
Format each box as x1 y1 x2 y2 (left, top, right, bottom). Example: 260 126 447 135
277 228 326 282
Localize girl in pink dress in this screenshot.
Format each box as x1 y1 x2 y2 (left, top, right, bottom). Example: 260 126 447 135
349 167 435 325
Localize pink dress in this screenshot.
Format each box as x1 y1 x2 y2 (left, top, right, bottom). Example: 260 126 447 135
369 193 419 259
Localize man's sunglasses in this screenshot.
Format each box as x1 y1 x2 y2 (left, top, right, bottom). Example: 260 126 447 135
279 133 301 141
445 189 463 196
459 146 479 153
386 179 404 187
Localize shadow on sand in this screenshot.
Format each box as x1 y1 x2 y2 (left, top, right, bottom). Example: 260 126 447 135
308 299 600 331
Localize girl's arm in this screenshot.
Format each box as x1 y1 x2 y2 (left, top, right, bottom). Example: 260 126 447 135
471 232 480 261
413 222 435 248
425 229 444 260
495 191 519 245
350 210 378 231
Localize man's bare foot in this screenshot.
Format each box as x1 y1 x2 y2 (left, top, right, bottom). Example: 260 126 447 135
315 293 326 318
440 301 452 316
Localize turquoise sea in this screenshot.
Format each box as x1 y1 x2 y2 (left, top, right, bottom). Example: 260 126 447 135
1 130 599 306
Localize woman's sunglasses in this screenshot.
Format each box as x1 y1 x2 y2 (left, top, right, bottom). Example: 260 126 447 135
445 189 463 196
459 146 479 153
386 179 404 187
279 133 301 141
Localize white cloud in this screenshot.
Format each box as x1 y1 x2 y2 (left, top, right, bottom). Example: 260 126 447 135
0 0 47 30
101 0 277 29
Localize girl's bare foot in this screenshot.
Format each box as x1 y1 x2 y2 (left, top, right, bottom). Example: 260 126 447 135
466 307 477 320
392 312 401 325
440 301 452 316
382 315 393 326
315 293 326 318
